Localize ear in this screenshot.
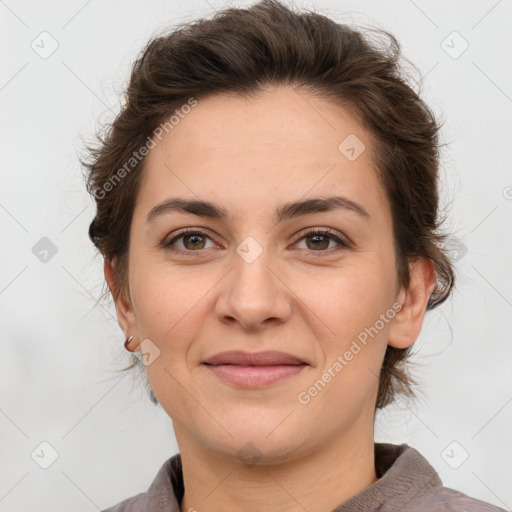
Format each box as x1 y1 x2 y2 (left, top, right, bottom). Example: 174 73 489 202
104 258 141 351
388 257 437 350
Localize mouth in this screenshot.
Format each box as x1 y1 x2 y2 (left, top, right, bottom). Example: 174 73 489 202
202 350 309 388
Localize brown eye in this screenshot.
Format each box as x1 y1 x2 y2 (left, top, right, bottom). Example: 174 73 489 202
305 233 330 250
294 228 350 254
163 229 216 253
182 233 207 250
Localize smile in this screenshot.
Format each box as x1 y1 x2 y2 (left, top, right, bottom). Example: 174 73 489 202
202 363 307 388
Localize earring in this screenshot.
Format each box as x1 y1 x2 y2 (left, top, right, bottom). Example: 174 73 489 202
124 335 134 352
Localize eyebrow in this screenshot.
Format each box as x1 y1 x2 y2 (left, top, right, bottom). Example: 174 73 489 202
146 195 371 225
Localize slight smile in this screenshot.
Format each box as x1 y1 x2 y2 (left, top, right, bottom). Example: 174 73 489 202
202 350 309 389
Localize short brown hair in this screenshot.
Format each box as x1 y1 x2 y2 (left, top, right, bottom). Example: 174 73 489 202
83 0 455 409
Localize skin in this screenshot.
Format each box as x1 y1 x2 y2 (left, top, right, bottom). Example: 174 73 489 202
105 85 436 512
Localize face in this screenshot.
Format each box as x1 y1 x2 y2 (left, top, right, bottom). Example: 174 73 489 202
111 86 427 464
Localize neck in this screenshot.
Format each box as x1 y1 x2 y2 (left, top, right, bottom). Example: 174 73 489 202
176 424 378 512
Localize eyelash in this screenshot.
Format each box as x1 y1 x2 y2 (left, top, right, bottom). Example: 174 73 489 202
161 227 351 256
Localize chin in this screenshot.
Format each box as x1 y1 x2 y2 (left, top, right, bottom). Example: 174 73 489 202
200 419 312 466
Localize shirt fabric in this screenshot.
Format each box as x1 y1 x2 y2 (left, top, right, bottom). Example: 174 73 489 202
102 442 507 511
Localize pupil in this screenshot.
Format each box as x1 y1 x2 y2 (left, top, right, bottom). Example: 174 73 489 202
186 234 203 249
309 234 327 249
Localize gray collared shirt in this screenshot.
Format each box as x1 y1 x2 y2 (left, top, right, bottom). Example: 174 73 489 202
101 443 507 511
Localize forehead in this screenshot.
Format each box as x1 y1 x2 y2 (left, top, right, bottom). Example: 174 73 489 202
136 86 388 223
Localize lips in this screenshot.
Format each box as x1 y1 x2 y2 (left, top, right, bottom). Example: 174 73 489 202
202 350 306 366
202 350 308 388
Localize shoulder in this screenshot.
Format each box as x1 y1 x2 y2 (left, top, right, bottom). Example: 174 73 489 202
415 486 508 512
99 453 183 512
374 443 507 512
100 492 146 512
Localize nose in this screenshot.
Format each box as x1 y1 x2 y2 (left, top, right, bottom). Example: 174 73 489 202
215 248 292 331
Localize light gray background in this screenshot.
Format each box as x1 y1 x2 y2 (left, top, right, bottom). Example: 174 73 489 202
1 0 511 510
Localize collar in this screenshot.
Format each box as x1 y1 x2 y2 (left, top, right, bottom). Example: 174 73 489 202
139 443 442 512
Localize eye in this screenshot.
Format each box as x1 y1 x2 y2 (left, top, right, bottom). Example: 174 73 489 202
161 227 351 255
162 228 218 254
292 228 351 254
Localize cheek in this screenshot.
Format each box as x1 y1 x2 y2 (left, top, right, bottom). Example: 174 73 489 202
128 264 205 408
129 258 202 348
297 274 393 415
294 264 395 349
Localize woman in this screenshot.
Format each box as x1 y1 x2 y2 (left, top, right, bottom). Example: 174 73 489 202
83 1 506 510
